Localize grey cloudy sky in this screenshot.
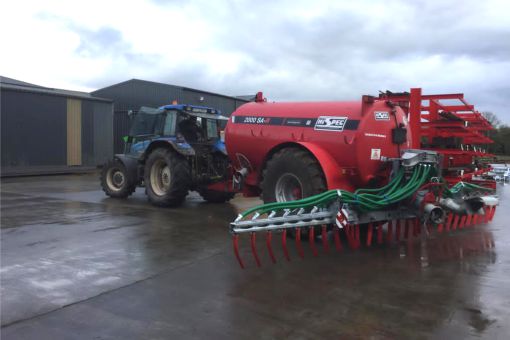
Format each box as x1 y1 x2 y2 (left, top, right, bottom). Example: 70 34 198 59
1 0 509 120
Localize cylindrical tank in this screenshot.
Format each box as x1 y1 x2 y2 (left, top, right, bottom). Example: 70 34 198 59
225 96 411 195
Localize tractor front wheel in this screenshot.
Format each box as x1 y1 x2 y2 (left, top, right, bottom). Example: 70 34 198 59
100 159 136 198
144 148 191 207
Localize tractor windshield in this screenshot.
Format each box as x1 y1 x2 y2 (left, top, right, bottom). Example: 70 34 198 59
130 107 163 137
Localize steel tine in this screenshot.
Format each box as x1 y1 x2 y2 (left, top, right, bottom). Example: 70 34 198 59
250 232 261 267
233 235 245 269
344 224 354 249
452 214 460 230
459 215 466 229
386 220 393 243
445 213 453 231
295 228 305 259
281 229 291 261
409 219 415 238
396 219 401 241
321 225 330 253
343 224 351 248
484 207 490 223
333 227 342 252
308 227 318 257
413 218 420 236
437 221 444 233
427 222 432 235
350 224 357 248
266 231 276 264
367 222 373 246
377 222 383 244
355 224 360 249
466 214 472 227
490 206 497 221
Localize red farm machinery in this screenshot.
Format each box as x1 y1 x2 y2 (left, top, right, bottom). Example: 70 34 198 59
225 88 498 268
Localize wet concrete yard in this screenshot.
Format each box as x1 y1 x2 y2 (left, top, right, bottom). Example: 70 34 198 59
1 173 510 339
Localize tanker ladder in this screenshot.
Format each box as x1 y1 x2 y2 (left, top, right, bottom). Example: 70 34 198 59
230 150 498 268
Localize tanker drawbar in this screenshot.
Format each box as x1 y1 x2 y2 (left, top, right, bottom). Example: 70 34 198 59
230 150 498 268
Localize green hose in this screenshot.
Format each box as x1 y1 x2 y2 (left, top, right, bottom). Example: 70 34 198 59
239 164 432 218
238 164 491 220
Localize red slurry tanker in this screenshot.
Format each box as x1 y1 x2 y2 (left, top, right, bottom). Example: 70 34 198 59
225 89 498 268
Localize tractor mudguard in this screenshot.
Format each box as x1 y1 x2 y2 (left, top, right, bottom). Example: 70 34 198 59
114 154 139 185
296 142 356 192
145 138 195 158
212 140 228 155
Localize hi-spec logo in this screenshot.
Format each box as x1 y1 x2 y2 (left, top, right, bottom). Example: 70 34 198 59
314 116 348 132
374 111 390 121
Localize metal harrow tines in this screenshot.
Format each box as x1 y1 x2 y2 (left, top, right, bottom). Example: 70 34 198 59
230 207 336 268
230 205 498 268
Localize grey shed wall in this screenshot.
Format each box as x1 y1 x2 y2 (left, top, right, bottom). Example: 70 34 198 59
1 91 67 168
92 79 250 153
1 89 113 175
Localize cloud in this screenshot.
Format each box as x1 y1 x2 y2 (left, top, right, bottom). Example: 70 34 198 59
1 0 509 121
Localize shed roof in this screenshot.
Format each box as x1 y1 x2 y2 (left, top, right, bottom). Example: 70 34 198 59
0 76 112 102
92 78 251 103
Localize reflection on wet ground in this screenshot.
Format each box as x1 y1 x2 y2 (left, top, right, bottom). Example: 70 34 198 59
1 173 509 339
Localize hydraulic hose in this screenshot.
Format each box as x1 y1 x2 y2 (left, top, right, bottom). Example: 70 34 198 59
239 164 433 218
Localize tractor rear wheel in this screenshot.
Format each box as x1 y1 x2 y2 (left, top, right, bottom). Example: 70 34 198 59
100 159 136 198
144 148 191 207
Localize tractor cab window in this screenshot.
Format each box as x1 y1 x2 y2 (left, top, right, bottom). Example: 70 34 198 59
206 119 219 139
130 107 161 136
162 110 177 136
177 115 204 143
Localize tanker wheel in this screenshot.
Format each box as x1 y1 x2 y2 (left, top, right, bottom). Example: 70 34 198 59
261 147 327 237
144 148 191 207
100 159 136 198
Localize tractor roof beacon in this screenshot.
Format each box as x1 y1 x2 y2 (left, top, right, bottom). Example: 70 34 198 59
100 104 236 207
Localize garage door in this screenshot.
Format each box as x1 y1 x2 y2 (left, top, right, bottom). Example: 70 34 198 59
67 98 82 166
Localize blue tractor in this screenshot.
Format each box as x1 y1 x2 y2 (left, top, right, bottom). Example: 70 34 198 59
100 104 236 207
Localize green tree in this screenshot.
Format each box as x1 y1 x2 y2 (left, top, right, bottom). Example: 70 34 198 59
483 112 510 155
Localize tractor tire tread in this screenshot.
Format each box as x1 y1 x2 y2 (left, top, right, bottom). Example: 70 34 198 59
144 148 191 207
100 159 136 198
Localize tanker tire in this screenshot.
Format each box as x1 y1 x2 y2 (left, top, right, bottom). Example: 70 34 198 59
100 159 136 198
261 148 327 237
144 148 191 207
198 189 235 203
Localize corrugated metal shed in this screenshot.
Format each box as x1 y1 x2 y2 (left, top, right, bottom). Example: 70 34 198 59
1 76 113 176
92 79 252 153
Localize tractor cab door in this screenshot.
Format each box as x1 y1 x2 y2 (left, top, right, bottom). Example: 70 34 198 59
126 106 164 155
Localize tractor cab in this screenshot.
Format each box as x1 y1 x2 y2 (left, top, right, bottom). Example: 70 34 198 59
125 105 229 156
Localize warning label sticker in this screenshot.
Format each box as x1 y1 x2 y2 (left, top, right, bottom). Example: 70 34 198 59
370 149 381 160
374 111 390 120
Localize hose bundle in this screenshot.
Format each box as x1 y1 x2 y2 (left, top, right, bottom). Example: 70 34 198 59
240 164 434 218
